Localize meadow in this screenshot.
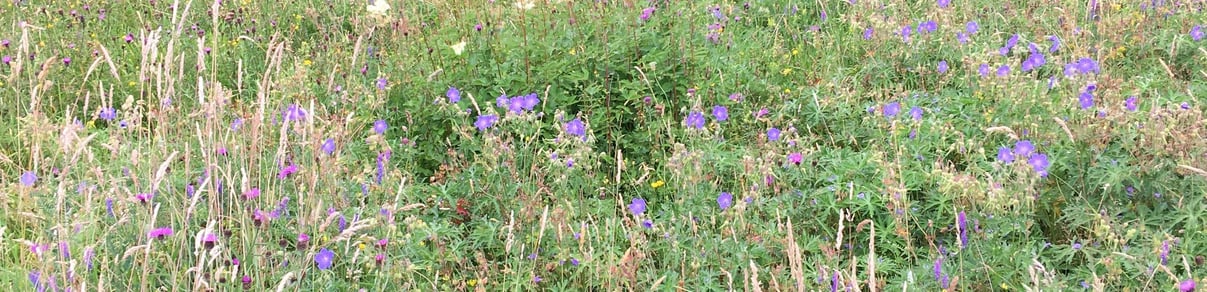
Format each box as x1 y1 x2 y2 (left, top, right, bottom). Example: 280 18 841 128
2 0 1206 290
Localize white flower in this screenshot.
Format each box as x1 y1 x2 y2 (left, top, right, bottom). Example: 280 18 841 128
367 0 391 15
450 41 466 55
514 0 535 10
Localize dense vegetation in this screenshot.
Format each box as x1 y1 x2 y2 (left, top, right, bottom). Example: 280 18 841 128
2 0 1206 290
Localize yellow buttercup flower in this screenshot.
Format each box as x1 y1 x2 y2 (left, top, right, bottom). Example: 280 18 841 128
303 59 313 66
650 180 664 189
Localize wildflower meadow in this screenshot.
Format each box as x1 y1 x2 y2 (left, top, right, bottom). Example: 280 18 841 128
3 0 1207 291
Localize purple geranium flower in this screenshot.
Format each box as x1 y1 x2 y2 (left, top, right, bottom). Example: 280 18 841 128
1028 153 1050 177
937 60 948 74
99 107 117 121
20 171 37 187
979 63 990 77
712 105 729 122
997 146 1015 163
966 21 979 34
373 120 388 135
629 198 647 216
997 65 1010 77
321 138 336 155
564 118 586 137
767 127 782 141
1192 25 1203 41
474 114 498 131
685 111 706 129
883 102 901 118
901 25 912 42
1079 91 1094 109
1013 140 1035 158
315 248 335 270
1125 96 1138 112
717 192 733 210
909 106 923 121
863 27 874 40
446 87 461 103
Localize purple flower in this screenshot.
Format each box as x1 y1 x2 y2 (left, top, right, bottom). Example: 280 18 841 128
629 198 647 216
938 0 950 8
446 87 461 103
507 96 525 114
883 102 901 118
1 55 11 65
863 27 874 40
282 104 306 122
919 21 937 34
909 106 923 121
315 248 335 270
937 60 948 74
685 111 706 129
966 21 979 34
521 93 540 111
997 146 1015 163
321 138 336 155
148 227 174 239
565 118 586 137
62 57 71 66
712 105 729 122
99 107 116 121
278 163 298 179
533 275 543 284
717 192 733 210
932 258 943 281
105 198 114 217
996 64 1011 77
1180 278 1196 292
1013 140 1036 158
640 7 655 22
642 220 653 229
1048 36 1061 52
373 120 388 135
957 33 969 44
1028 153 1050 177
59 241 70 259
1160 240 1171 265
243 188 261 200
900 25 912 42
1192 25 1203 41
1182 102 1191 110
376 77 387 90
20 171 37 187
1125 96 1138 112
474 114 498 131
1079 91 1094 110
767 128 782 141
788 152 803 165
979 63 990 77
83 247 94 270
230 118 243 131
475 23 483 31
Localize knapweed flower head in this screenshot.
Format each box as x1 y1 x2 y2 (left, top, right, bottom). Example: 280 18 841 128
640 7 655 22
20 171 37 187
474 114 499 131
788 152 803 165
685 111 706 129
564 117 586 138
717 192 733 210
712 105 729 122
373 119 388 135
135 192 154 203
1180 278 1196 292
278 163 299 179
446 86 461 103
243 188 261 200
148 227 174 239
315 248 335 270
629 198 647 216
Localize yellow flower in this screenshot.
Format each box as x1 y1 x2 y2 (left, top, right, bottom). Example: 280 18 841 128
128 81 137 87
650 180 665 189
468 279 478 287
359 242 366 250
568 48 576 55
792 49 799 56
784 88 791 94
781 68 792 76
303 59 313 66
